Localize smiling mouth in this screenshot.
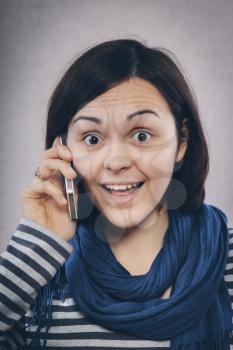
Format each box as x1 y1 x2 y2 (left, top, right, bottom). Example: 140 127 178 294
101 181 144 193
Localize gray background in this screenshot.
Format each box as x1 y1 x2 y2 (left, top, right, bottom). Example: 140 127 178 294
0 0 233 253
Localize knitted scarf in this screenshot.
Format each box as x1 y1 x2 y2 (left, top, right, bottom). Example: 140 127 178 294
28 202 233 349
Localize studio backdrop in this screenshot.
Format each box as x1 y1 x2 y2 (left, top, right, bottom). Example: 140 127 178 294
0 0 233 252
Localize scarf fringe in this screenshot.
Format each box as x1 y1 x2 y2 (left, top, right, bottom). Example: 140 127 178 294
172 329 233 350
24 262 233 349
25 264 68 348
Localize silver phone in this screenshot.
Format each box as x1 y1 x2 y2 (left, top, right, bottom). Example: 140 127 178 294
59 134 78 221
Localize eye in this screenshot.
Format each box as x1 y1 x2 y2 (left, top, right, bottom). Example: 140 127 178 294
133 130 152 143
83 134 102 146
82 129 153 146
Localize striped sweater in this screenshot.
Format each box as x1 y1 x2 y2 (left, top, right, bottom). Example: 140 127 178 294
0 217 233 349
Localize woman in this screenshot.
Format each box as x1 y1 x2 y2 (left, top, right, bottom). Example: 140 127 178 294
0 38 232 349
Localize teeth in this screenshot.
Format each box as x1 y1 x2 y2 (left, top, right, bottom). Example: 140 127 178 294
105 183 140 191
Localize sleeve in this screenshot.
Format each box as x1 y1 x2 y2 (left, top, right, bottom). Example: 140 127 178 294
0 217 74 349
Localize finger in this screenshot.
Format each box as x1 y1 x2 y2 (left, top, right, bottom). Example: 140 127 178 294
36 158 77 181
22 180 67 206
44 136 73 161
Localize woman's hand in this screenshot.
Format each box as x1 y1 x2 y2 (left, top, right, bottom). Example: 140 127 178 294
21 136 78 241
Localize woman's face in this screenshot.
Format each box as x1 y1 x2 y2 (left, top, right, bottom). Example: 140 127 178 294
67 77 187 230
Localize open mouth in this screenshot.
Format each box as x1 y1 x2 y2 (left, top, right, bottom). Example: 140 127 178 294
100 181 145 204
101 181 144 194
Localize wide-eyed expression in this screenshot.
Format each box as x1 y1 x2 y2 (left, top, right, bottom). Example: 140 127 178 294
67 77 187 230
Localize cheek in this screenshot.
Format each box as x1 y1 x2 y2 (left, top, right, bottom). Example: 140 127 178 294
151 150 175 176
71 149 100 185
148 136 177 176
68 136 95 177
144 146 177 202
72 157 96 183
138 145 176 182
146 156 175 205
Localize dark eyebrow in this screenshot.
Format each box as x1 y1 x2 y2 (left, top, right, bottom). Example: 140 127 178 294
71 109 160 125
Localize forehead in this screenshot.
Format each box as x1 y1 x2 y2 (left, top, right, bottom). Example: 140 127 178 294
75 77 170 116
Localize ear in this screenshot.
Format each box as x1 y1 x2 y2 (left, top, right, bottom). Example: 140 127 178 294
175 118 189 163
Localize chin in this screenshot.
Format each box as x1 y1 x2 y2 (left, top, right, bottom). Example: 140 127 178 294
100 202 158 230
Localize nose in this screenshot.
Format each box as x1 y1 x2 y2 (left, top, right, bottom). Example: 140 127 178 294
103 142 132 171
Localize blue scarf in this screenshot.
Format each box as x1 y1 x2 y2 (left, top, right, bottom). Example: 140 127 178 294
28 202 233 349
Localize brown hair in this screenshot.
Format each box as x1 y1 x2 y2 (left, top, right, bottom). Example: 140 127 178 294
45 38 209 215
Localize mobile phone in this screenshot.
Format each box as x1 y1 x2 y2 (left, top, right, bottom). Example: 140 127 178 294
59 134 79 221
